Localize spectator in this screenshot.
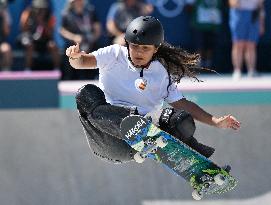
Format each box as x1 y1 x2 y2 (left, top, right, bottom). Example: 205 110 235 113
106 0 153 45
18 0 60 71
190 0 222 68
229 0 265 79
0 0 12 71
60 0 101 80
60 0 101 53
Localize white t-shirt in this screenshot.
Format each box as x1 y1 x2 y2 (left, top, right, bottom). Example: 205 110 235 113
92 44 183 115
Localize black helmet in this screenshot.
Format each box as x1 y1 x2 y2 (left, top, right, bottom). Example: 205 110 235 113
125 16 164 46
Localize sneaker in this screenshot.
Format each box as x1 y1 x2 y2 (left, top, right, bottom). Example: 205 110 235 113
222 165 231 173
187 138 215 158
232 70 241 80
247 70 259 78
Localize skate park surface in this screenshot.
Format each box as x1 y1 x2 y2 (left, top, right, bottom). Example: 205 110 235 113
1 76 271 205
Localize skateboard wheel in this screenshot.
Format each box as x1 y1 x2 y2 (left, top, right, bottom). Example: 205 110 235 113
134 152 145 163
156 136 168 148
192 190 202 200
214 174 225 186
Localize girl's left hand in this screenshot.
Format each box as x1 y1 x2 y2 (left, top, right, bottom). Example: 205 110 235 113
215 115 241 130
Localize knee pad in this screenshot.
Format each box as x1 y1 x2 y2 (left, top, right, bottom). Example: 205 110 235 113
159 108 196 142
76 84 107 115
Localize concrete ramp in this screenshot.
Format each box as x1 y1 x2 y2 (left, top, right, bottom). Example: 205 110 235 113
0 106 270 205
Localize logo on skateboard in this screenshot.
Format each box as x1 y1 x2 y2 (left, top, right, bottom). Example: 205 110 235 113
125 118 146 139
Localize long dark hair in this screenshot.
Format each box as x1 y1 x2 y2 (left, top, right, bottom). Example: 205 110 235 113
153 42 203 84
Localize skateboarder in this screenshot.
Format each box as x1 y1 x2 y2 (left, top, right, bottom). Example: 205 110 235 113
66 16 240 163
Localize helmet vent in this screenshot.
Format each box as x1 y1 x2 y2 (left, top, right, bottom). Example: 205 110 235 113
133 29 138 34
143 17 150 21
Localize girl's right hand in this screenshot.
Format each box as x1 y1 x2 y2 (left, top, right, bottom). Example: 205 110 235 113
228 0 239 8
66 43 84 59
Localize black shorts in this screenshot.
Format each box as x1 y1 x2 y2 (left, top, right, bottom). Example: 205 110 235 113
76 84 135 163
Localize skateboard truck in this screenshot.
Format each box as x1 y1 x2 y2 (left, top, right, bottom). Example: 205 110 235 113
134 136 168 163
192 173 226 200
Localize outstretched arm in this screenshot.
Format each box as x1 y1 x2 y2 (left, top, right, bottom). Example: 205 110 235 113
66 43 97 69
170 98 241 130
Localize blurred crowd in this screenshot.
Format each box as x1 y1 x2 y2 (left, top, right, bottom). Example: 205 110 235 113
0 0 269 80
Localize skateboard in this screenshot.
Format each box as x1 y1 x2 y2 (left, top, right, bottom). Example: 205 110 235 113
120 115 237 200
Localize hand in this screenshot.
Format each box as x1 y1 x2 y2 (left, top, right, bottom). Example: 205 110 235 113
113 33 125 45
142 4 153 15
74 34 83 44
66 43 85 59
229 0 239 8
215 115 241 130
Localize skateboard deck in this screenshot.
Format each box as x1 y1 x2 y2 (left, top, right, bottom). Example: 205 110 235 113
120 115 237 200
